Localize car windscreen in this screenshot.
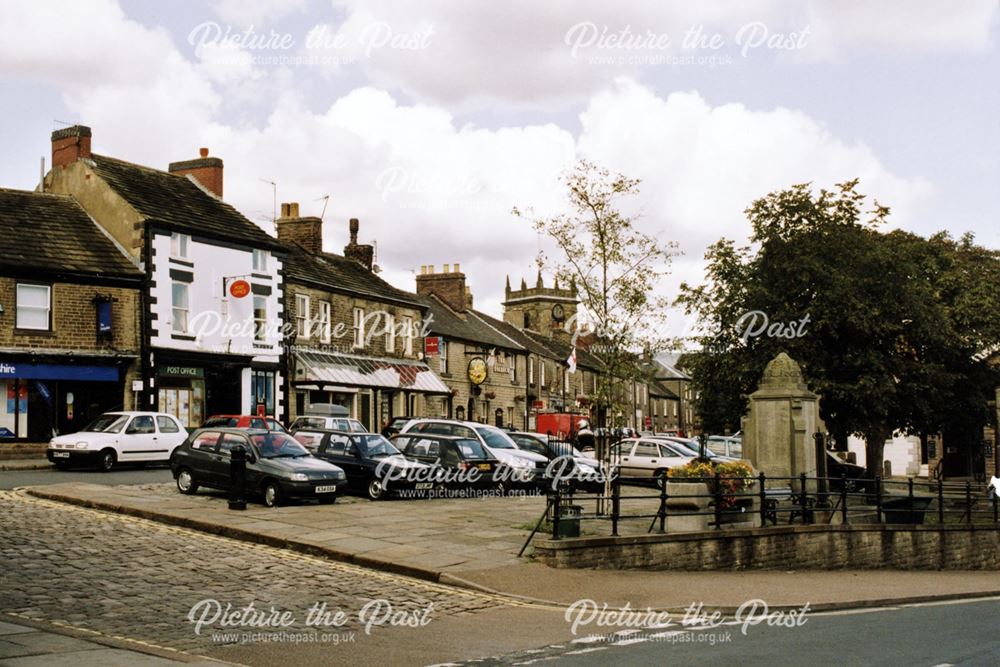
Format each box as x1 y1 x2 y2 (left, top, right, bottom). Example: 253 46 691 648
252 433 311 458
476 427 515 449
455 438 489 459
83 414 129 433
354 434 401 458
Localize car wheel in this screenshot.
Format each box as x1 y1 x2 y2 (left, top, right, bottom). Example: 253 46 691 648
175 468 199 495
262 481 282 508
97 449 116 472
367 479 386 501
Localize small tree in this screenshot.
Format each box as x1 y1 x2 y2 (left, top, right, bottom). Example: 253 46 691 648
513 160 677 430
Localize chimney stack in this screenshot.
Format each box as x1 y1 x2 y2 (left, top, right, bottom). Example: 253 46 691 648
51 125 92 169
169 148 224 197
415 262 469 313
343 218 375 271
275 202 323 254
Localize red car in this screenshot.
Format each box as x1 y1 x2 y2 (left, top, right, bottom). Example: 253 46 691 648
201 415 287 432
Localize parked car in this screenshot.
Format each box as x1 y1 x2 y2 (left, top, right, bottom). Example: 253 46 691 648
169 429 348 507
291 429 437 500
611 437 695 486
47 411 188 471
288 415 367 433
707 435 743 458
380 416 417 438
506 431 605 492
650 436 741 463
400 419 547 490
202 415 287 432
394 433 501 491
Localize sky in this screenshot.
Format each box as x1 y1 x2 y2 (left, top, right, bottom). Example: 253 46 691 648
1 1 997 342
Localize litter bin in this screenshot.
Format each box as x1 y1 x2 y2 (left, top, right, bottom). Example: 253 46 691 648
558 504 582 538
882 496 933 524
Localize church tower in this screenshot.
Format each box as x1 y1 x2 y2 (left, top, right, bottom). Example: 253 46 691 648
503 271 578 342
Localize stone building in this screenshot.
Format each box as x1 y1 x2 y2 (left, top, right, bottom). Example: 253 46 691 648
0 187 142 440
415 265 528 428
44 126 287 428
278 204 449 429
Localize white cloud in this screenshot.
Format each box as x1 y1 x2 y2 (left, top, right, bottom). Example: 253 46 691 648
212 0 308 28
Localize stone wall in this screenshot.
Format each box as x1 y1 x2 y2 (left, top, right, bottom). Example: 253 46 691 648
533 524 1000 570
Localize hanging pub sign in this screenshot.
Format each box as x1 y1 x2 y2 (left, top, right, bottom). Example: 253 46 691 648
424 337 440 356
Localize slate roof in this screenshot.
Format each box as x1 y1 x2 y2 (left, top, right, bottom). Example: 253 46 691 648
419 295 521 350
0 188 141 283
519 329 604 371
281 242 423 308
89 154 284 251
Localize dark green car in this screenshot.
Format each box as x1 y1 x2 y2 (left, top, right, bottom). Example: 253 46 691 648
169 428 348 507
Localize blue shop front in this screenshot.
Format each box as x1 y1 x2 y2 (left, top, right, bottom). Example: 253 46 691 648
0 357 132 441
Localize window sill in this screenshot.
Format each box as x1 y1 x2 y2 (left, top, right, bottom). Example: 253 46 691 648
171 333 196 341
14 328 53 336
251 272 270 280
169 257 194 267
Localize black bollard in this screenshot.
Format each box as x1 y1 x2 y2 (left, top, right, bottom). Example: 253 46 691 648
229 445 247 511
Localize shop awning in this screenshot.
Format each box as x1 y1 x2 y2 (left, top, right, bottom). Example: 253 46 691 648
293 350 452 394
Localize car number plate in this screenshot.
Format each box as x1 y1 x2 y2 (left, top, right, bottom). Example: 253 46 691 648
314 485 338 494
52 451 70 458
477 463 492 471
415 482 433 490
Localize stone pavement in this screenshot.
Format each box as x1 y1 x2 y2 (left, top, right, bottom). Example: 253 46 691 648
0 617 228 666
21 482 1000 613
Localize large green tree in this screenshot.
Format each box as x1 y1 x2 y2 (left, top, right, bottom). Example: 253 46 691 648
678 180 1000 476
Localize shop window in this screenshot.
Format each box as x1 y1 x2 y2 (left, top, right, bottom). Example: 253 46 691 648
251 371 275 417
171 282 189 333
170 233 190 259
16 283 50 331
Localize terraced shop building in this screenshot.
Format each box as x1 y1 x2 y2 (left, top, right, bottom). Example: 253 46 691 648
276 203 450 430
44 125 287 428
0 187 142 441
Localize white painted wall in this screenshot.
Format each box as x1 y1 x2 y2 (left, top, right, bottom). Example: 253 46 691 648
847 433 922 477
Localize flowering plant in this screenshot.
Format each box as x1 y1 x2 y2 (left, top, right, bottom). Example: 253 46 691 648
668 459 755 509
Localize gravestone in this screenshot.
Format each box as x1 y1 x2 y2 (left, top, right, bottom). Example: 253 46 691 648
742 352 823 491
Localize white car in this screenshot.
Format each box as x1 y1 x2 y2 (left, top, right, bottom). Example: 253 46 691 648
47 411 189 471
611 438 695 485
401 419 549 489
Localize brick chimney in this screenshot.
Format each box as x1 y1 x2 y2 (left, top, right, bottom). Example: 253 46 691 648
275 202 323 254
169 147 223 197
416 263 468 313
343 218 375 271
51 125 92 169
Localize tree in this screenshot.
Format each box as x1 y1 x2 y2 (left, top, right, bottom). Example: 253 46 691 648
513 160 677 428
677 180 1000 477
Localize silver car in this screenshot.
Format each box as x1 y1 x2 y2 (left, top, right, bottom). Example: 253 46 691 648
611 438 694 483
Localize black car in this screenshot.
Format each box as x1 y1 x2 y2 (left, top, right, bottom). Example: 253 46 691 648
169 428 348 507
393 433 501 492
291 429 437 500
380 416 416 438
507 431 606 493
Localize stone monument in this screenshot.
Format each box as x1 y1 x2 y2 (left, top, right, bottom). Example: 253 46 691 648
742 352 823 491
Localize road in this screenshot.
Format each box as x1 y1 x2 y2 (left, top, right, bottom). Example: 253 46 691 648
0 465 173 489
468 597 1000 666
0 486 574 666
